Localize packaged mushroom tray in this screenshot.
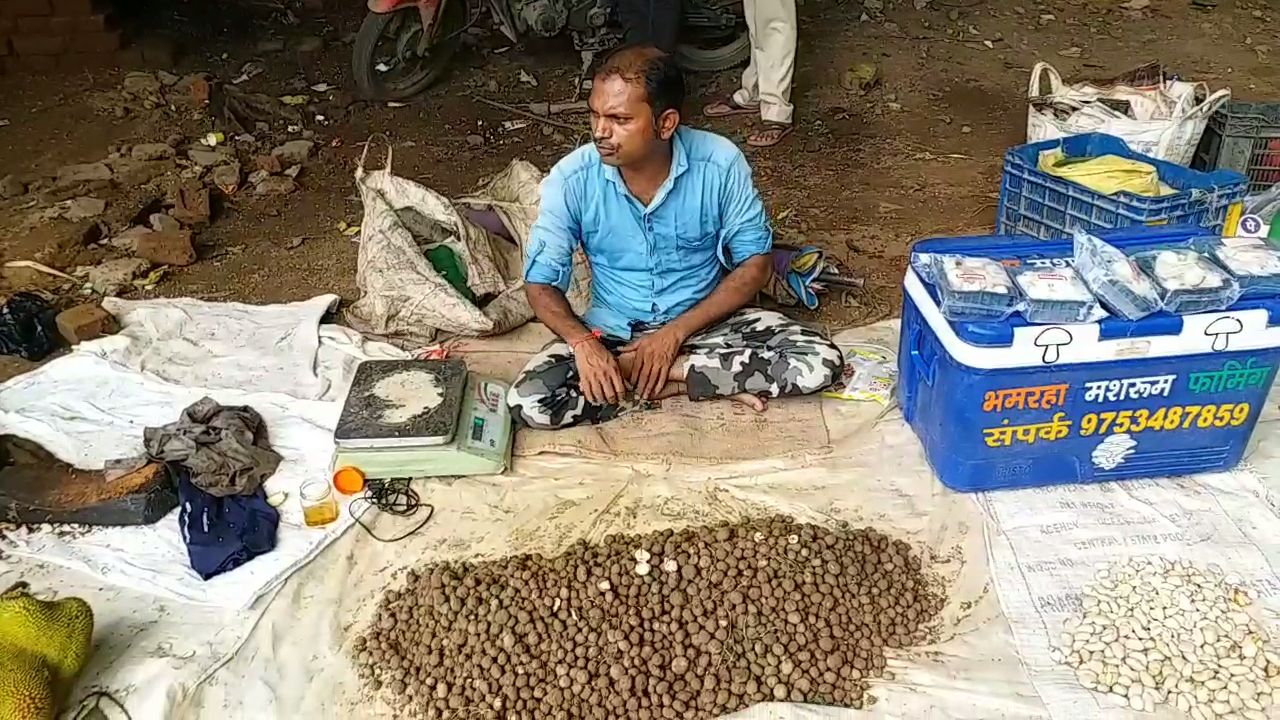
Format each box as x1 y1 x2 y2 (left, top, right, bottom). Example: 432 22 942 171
1131 248 1241 315
1201 237 1280 298
1009 263 1105 324
1074 230 1163 320
920 254 1021 322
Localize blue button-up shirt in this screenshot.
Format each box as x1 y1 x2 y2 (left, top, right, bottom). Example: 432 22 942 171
523 127 772 340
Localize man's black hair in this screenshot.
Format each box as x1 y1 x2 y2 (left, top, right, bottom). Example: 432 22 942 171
595 45 686 119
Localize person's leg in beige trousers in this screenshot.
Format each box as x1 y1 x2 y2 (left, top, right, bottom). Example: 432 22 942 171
731 0 797 130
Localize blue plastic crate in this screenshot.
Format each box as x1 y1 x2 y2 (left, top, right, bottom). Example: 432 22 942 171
899 226 1280 492
996 133 1249 240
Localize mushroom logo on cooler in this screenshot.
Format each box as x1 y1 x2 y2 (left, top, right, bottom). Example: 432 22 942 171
1092 434 1137 470
1034 327 1073 364
1204 316 1243 353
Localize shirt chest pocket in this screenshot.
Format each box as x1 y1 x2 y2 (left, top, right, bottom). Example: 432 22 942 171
673 204 719 251
582 221 647 270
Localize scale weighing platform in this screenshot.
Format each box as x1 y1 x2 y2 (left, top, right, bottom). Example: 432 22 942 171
332 359 513 479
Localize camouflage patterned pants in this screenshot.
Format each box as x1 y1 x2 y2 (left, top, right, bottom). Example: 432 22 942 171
507 308 843 430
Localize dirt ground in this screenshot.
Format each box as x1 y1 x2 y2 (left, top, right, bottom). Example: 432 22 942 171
0 0 1277 379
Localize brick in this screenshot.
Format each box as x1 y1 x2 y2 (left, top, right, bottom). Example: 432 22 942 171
16 15 48 31
12 33 65 55
134 229 195 266
110 158 173 186
74 27 118 52
55 303 118 344
50 0 96 15
47 14 74 33
188 75 209 106
255 154 283 174
73 12 111 33
11 53 55 72
0 0 51 17
170 183 210 225
58 50 114 70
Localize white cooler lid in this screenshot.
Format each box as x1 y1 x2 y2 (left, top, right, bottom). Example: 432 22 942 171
905 269 1280 370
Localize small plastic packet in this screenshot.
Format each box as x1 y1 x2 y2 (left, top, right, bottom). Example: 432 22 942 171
1073 230 1162 320
822 343 897 404
931 255 1020 321
1010 264 1104 324
1202 237 1280 297
1131 248 1241 314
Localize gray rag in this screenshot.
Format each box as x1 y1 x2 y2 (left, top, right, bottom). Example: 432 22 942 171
143 397 282 497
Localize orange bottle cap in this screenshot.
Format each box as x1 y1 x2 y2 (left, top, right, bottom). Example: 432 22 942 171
333 466 366 495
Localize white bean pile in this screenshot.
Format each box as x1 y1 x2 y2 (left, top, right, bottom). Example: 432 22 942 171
1051 557 1279 719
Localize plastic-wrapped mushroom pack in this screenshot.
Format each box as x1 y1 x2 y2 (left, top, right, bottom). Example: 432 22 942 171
1010 264 1104 324
1073 231 1163 320
1132 249 1241 315
1203 238 1280 297
929 255 1021 321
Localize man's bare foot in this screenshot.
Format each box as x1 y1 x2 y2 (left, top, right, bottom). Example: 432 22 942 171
730 392 768 413
652 381 685 400
668 356 690 382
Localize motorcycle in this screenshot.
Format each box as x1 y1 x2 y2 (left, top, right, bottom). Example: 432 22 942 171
352 0 751 101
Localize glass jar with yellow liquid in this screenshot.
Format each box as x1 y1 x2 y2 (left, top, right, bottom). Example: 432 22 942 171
300 480 339 527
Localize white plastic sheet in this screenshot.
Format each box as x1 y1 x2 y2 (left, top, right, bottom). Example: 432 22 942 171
979 468 1280 720
0 295 406 608
6 321 1280 720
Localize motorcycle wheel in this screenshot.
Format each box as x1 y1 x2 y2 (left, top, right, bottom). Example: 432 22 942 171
675 30 751 72
352 1 467 101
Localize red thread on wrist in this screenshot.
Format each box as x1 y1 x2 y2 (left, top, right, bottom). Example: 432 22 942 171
569 329 602 350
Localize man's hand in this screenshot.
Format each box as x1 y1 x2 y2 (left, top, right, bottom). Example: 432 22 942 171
574 338 627 406
620 326 686 400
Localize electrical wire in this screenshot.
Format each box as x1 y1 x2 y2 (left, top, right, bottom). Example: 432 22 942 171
349 477 435 543
72 691 131 720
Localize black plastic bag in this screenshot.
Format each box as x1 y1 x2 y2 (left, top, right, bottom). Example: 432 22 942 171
0 293 59 361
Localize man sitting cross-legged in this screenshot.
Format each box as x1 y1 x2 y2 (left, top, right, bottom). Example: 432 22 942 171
507 45 842 430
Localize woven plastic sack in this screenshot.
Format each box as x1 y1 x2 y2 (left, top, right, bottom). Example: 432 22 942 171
1026 61 1230 166
345 144 592 346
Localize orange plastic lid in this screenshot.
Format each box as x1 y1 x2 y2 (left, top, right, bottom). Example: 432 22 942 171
333 466 366 495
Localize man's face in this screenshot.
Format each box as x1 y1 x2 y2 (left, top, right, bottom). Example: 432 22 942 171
589 75 675 167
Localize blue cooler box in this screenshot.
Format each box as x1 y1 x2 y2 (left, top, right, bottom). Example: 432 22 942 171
900 227 1280 492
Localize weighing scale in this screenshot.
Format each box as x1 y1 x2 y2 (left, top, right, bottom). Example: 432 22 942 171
332 359 513 479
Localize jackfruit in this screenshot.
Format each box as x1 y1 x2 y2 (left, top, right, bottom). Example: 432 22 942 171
0 582 93 720
0 648 55 720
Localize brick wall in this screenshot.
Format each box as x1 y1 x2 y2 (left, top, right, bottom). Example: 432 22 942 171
0 0 133 73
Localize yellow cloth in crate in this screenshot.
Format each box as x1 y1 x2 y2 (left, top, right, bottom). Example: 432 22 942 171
1037 149 1177 197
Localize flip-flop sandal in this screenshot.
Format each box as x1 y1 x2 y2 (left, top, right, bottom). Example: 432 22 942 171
704 96 760 118
747 122 794 148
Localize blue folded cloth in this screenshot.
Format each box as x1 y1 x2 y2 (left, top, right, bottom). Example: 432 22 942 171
175 465 279 581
